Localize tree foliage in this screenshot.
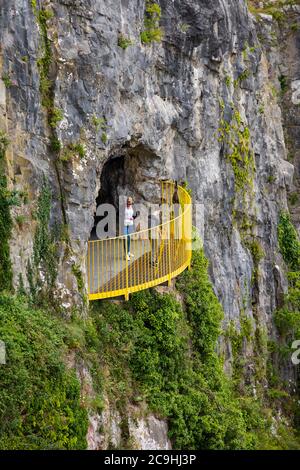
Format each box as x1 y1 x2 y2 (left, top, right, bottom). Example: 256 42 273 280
0 295 88 449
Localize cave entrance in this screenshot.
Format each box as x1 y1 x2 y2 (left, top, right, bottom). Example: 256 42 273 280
89 144 162 241
89 154 126 240
86 144 192 303
87 145 169 297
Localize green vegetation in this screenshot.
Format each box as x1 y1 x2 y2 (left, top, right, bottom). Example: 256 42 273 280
274 212 300 394
248 0 300 22
245 239 265 286
26 177 58 304
0 132 13 292
20 190 29 205
0 294 88 449
176 249 223 359
219 108 255 195
278 212 300 271
92 250 248 449
118 35 134 50
30 0 69 228
89 248 300 449
60 142 86 162
0 0 290 452
141 1 163 44
50 136 62 153
291 22 300 32
49 107 64 128
267 174 276 184
181 180 192 197
31 2 54 111
0 131 9 155
30 1 68 230
101 132 108 145
289 192 299 206
71 264 84 291
242 43 257 60
276 213 300 343
91 115 109 145
1 73 12 88
225 315 254 385
279 75 288 94
218 106 260 289
0 169 14 301
247 239 265 266
72 143 86 159
274 304 300 339
1 229 300 448
179 23 190 33
0 162 99 449
92 115 106 131
225 75 232 87
270 84 279 99
242 46 249 61
17 273 26 296
15 215 27 229
272 214 300 437
272 10 285 22
71 264 87 304
234 69 251 88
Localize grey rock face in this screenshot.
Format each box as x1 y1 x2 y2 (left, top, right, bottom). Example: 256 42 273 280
128 412 171 450
76 358 171 450
0 0 297 446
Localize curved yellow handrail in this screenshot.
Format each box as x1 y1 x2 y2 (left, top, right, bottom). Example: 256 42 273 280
87 181 192 301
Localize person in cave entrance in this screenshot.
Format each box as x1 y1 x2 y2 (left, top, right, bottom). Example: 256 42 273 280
172 180 180 207
124 196 139 261
148 207 163 268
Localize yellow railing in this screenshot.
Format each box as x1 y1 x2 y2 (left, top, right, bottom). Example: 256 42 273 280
87 181 192 301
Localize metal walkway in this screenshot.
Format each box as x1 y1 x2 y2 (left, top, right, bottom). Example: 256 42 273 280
87 182 192 301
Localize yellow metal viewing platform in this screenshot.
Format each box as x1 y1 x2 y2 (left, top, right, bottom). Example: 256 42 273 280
87 181 192 301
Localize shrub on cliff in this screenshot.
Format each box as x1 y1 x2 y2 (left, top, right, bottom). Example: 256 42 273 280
0 295 88 449
278 211 300 271
91 249 270 449
140 1 163 43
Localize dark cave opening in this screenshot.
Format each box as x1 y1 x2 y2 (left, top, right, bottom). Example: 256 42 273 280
90 154 125 240
89 144 163 241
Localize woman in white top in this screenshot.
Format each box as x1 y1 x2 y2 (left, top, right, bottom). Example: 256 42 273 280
124 197 138 261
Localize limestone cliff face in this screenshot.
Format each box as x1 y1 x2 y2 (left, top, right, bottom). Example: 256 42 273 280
0 0 298 448
260 4 300 229
0 0 292 320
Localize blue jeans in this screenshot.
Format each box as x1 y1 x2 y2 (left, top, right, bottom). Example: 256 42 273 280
124 225 134 253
